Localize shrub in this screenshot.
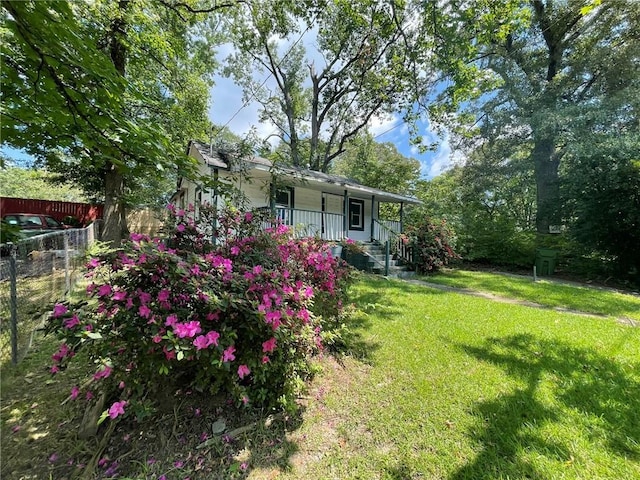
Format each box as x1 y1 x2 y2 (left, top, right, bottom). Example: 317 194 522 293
407 216 459 274
340 238 366 256
45 204 353 424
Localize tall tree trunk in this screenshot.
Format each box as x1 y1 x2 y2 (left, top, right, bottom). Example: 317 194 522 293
102 165 127 245
532 134 560 234
101 0 130 245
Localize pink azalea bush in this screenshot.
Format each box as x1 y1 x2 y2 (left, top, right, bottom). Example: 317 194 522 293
407 216 459 273
46 204 353 420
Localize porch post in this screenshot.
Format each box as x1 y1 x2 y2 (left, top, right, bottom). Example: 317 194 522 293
400 202 404 233
343 189 348 238
370 195 375 242
212 167 219 244
269 182 276 216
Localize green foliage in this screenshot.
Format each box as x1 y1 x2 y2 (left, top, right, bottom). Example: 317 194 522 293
562 134 640 283
0 220 20 245
406 216 459 273
0 165 88 202
421 1 639 235
414 154 537 269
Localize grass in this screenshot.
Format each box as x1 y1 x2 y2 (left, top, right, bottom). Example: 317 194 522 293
1 274 639 479
420 268 640 321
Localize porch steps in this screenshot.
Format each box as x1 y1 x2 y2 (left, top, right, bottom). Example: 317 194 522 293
360 242 415 278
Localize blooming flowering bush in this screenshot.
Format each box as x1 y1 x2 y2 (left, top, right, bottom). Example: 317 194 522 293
46 204 353 423
340 238 366 256
407 217 459 273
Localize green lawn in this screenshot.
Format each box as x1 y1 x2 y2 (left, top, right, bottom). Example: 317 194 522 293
275 276 640 480
421 269 640 321
1 275 639 479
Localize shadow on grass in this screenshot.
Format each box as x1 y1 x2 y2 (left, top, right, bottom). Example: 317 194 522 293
337 275 446 363
450 334 640 480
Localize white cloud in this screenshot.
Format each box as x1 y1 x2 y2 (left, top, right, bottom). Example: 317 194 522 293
369 113 401 138
423 132 464 179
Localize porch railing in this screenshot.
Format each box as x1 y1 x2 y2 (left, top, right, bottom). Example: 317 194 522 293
273 208 345 240
372 219 412 265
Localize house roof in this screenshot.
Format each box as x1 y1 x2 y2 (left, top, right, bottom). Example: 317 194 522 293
188 141 422 205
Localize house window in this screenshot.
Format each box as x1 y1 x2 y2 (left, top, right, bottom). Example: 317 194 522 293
348 199 365 231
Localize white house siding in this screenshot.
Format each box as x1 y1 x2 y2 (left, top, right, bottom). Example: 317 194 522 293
293 187 320 211
323 193 343 214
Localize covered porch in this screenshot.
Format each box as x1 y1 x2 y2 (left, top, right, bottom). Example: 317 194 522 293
270 207 404 243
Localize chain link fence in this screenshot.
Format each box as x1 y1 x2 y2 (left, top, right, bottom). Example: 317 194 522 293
0 223 101 366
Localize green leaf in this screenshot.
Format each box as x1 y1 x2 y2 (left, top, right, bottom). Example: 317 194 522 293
97 410 109 426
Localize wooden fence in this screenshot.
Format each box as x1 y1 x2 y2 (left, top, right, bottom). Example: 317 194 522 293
0 197 103 226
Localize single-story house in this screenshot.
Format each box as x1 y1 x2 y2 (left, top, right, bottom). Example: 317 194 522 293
173 141 420 243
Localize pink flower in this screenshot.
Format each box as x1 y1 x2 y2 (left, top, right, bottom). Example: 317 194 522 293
87 257 101 268
97 284 112 297
138 291 152 304
206 330 220 346
237 364 251 379
252 265 263 275
193 335 208 350
262 356 270 364
265 310 281 324
262 337 277 353
93 365 112 380
157 289 170 302
119 381 126 389
70 386 79 400
108 400 127 419
230 246 240 255
222 345 236 363
63 315 80 329
297 308 310 323
86 391 94 400
176 223 185 232
113 290 127 301
173 321 201 338
152 335 162 343
52 303 68 318
165 314 178 327
138 305 151 318
244 212 253 222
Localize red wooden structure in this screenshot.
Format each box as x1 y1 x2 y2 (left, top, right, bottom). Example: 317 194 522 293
0 197 103 226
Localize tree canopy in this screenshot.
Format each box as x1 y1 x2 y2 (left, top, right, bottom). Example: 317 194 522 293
1 0 233 243
421 0 639 235
224 0 425 172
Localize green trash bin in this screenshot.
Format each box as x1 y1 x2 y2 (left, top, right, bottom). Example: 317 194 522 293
536 248 558 276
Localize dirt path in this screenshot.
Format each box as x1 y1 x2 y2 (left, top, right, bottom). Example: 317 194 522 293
401 277 640 327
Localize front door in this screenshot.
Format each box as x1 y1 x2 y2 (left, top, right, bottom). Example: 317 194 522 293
275 187 294 225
